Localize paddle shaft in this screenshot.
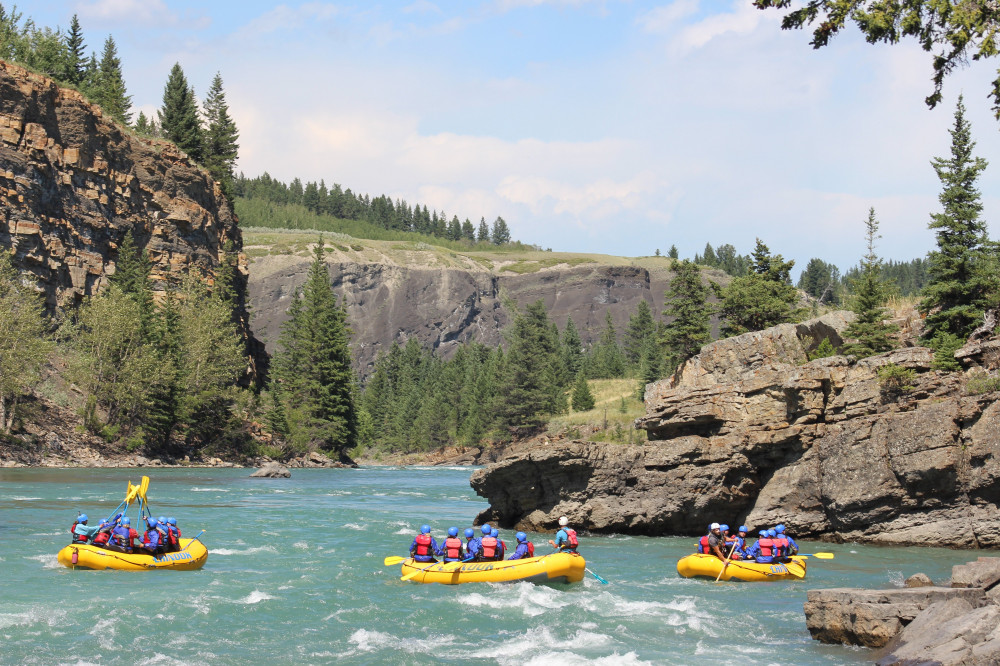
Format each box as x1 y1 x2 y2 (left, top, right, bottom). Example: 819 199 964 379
585 567 608 584
797 552 834 559
400 560 440 581
179 530 205 552
715 541 738 582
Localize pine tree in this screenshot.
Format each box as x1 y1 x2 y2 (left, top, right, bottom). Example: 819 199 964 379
623 299 657 369
495 300 563 432
668 245 679 259
273 239 357 453
461 219 475 241
561 316 584 379
477 217 490 243
571 372 595 411
491 216 511 245
589 311 626 379
158 63 203 162
637 342 663 399
717 239 803 337
919 95 997 342
202 72 240 194
64 14 86 86
661 259 714 369
94 36 131 125
109 230 155 335
841 208 898 358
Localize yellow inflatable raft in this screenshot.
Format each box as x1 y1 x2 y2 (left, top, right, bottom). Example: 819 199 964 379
676 553 806 582
57 539 208 571
399 552 585 585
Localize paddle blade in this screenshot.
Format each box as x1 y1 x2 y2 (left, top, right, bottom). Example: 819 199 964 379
125 481 139 504
383 556 407 566
138 476 150 501
586 567 609 584
805 552 834 559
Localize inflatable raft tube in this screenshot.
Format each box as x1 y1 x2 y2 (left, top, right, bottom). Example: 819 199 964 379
676 553 806 582
57 538 208 571
399 552 585 584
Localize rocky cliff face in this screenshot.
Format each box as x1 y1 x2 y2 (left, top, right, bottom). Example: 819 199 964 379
248 253 725 374
0 61 262 374
471 311 1000 547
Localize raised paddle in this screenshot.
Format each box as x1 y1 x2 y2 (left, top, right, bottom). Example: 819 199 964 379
715 541 739 582
400 560 441 582
796 552 834 559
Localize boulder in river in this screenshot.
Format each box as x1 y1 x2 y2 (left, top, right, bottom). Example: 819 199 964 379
250 462 291 478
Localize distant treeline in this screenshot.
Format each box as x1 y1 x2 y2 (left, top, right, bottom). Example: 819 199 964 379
233 173 522 248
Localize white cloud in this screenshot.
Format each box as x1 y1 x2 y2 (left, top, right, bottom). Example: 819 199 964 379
675 0 765 52
76 0 177 25
236 3 344 38
637 0 700 34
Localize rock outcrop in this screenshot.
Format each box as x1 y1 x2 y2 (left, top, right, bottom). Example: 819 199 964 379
250 462 291 478
471 312 1000 545
0 61 263 376
805 557 1000 665
248 254 729 375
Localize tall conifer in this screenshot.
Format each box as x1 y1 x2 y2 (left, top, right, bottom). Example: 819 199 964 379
159 63 204 162
64 14 86 86
95 36 131 125
203 72 240 193
661 259 714 369
841 208 897 358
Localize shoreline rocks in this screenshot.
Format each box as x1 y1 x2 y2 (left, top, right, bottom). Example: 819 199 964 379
806 557 1000 665
250 462 291 478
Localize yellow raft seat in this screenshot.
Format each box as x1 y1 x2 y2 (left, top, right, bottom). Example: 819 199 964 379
676 553 806 582
400 552 585 584
57 538 208 571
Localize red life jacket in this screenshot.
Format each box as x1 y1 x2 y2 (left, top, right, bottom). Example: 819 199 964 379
526 541 535 557
565 529 578 548
168 526 179 547
481 536 498 559
414 533 433 557
758 538 774 557
698 535 710 554
444 537 462 560
93 530 110 546
71 522 88 543
775 536 788 556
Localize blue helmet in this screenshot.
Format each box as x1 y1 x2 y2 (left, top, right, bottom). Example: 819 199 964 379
491 529 499 537
738 525 748 533
481 524 492 535
720 524 729 532
122 517 130 526
167 517 177 526
767 529 776 538
516 532 527 542
447 527 459 537
147 517 158 528
775 524 785 533
78 514 88 523
464 528 474 538
759 530 767 537
158 516 166 525
420 524 431 534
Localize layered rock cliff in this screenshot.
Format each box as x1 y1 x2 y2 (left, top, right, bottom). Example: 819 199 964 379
471 311 1000 547
248 250 727 374
0 61 262 375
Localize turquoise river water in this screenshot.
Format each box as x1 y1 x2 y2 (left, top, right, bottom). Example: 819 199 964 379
0 466 988 665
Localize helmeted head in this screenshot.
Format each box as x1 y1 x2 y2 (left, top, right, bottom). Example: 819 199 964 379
447 527 459 537
516 532 527 543
775 524 785 534
158 516 166 525
464 528 474 539
558 516 569 527
167 517 177 526
147 517 158 528
759 530 767 537
720 524 729 533
420 524 431 534
99 520 108 528
78 513 88 523
481 524 492 535
491 529 499 538
767 529 776 538
710 522 721 532
738 525 748 534
122 517 130 526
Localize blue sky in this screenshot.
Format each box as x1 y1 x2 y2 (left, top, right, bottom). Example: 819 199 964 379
23 0 1000 273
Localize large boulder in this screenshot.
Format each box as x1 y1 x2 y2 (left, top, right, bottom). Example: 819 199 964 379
250 462 291 478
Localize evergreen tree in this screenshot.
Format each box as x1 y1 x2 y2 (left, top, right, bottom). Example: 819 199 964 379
477 217 490 243
798 257 842 304
571 372 595 411
64 14 86 86
637 342 663 399
461 218 475 241
0 252 51 433
94 35 131 125
109 230 155 335
561 316 584 379
491 216 511 245
668 245 679 259
588 311 626 379
202 72 240 194
158 63 203 162
717 239 803 337
701 242 717 267
81 52 99 97
623 299 657 370
919 95 997 342
495 300 564 432
272 239 357 453
841 208 898 358
661 259 714 369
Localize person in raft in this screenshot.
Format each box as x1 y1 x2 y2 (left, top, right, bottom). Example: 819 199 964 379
508 532 535 560
108 517 139 553
164 517 181 552
730 525 750 559
775 524 798 555
491 528 506 560
744 529 775 563
696 523 729 561
410 524 438 563
548 516 579 553
91 520 113 547
141 517 167 555
478 525 499 561
438 527 465 563
464 527 481 561
71 514 100 544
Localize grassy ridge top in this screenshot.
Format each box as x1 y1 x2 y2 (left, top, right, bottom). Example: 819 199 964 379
242 227 694 280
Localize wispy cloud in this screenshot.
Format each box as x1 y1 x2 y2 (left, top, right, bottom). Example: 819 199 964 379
76 0 181 25
636 0 700 34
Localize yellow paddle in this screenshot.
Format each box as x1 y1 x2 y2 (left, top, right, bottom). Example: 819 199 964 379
400 560 440 582
797 552 834 559
715 542 738 582
383 556 407 566
137 476 150 502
